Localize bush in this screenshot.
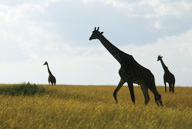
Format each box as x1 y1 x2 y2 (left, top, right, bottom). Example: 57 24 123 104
0 83 46 96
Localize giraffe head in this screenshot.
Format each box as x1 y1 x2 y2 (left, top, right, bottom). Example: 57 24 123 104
43 61 48 65
89 27 104 40
157 55 163 61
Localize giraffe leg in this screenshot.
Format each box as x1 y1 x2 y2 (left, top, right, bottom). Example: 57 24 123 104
140 85 150 105
170 84 174 93
168 83 172 92
149 88 163 106
164 81 167 92
127 82 135 104
155 93 163 106
113 79 125 103
172 83 175 93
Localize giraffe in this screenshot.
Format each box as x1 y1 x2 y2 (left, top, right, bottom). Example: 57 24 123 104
43 61 56 85
89 27 163 106
157 55 175 92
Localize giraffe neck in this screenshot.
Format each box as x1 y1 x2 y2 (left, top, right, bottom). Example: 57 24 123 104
46 64 52 75
160 59 169 73
98 35 128 64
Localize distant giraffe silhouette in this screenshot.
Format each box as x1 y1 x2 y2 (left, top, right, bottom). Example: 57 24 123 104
157 55 175 92
43 61 56 85
89 27 163 106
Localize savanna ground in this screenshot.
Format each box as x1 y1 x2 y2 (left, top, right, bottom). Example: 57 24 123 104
0 83 192 129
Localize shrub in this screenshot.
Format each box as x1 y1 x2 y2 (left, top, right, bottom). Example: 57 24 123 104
0 83 46 96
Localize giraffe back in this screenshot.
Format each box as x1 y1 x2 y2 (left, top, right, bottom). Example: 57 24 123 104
119 54 155 85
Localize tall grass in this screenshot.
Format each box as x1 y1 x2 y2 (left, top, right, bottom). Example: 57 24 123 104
0 84 191 129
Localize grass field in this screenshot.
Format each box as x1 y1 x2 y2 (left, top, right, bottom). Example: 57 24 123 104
0 83 192 129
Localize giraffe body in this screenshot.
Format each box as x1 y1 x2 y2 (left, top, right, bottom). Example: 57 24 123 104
89 27 163 106
157 55 175 92
44 61 56 85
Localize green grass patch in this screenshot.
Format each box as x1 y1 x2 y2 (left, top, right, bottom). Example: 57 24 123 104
0 83 46 96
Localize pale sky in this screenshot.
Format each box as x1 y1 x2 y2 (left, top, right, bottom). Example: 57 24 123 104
0 0 192 86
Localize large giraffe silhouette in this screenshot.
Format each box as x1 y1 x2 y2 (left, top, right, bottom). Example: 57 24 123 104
43 61 56 85
89 27 163 106
157 55 175 92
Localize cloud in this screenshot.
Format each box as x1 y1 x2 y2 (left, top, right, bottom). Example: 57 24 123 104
82 0 192 46
0 1 64 61
0 0 191 86
83 0 192 18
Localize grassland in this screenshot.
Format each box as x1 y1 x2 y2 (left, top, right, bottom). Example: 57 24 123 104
0 84 192 129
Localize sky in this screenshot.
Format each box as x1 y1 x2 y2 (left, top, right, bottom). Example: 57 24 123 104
0 0 192 86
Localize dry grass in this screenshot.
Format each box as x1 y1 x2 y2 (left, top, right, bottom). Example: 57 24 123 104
0 84 192 129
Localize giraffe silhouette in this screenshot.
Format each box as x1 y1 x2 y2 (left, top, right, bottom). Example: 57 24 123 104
89 27 163 106
43 61 56 85
157 55 175 92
